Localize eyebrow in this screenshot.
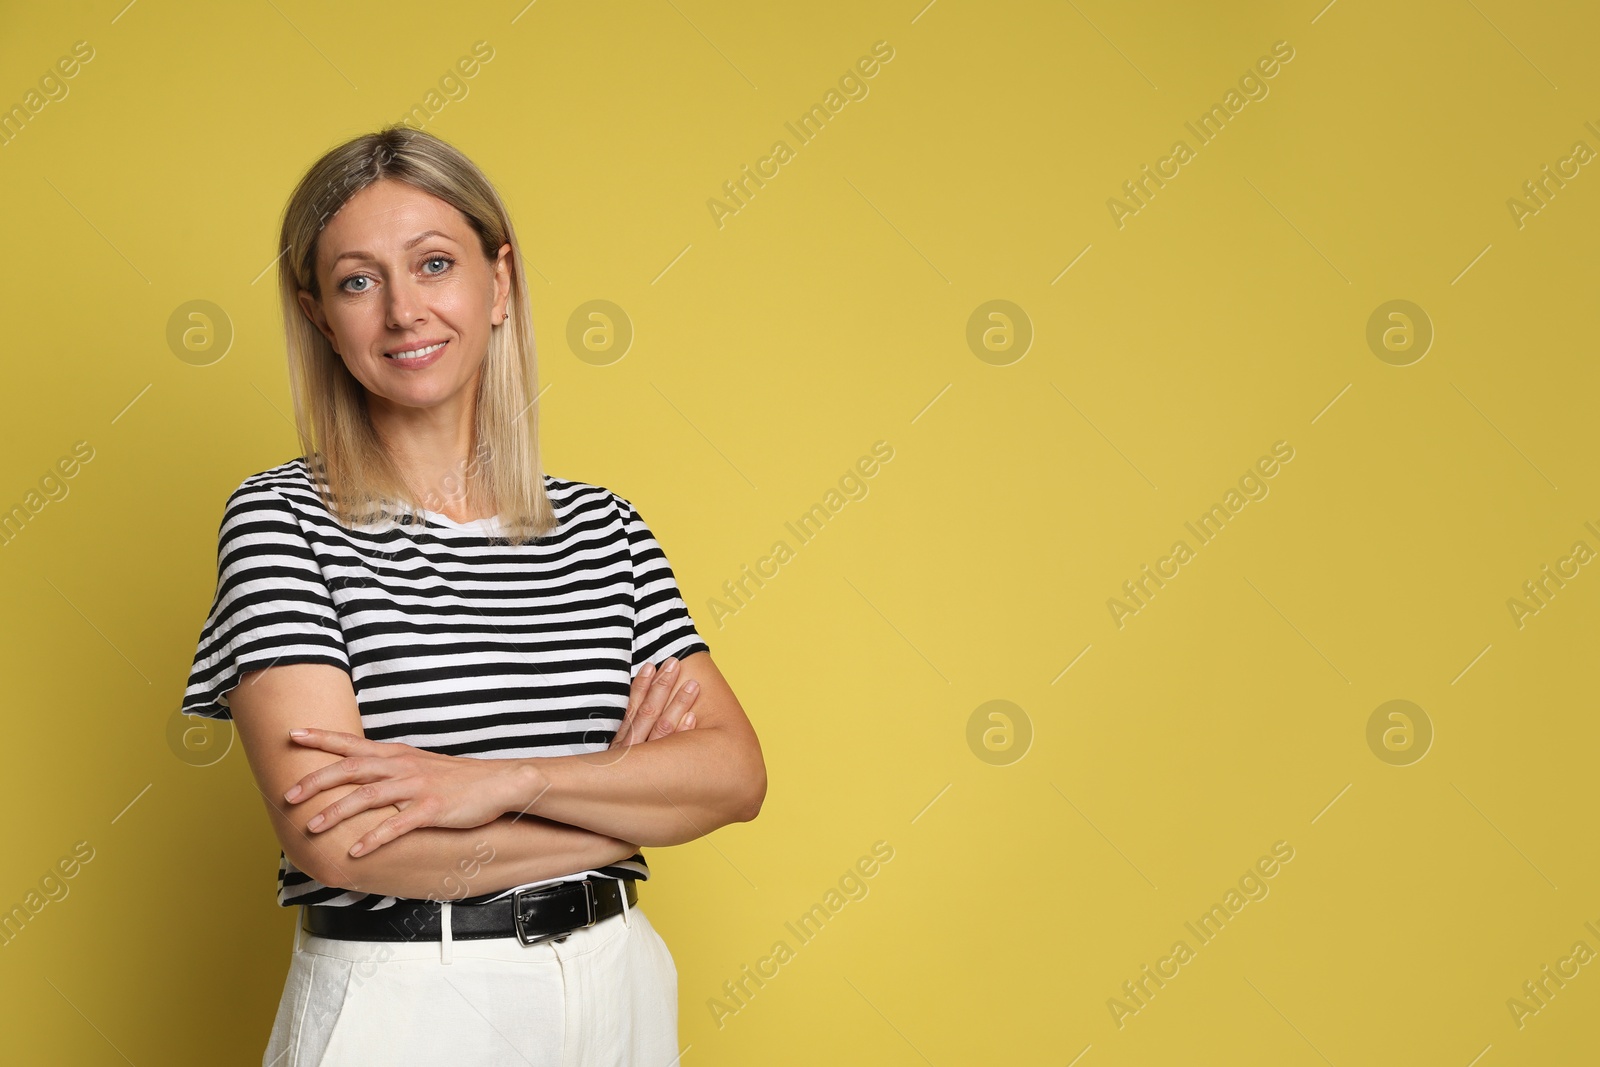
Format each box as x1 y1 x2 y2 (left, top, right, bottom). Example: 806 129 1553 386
331 230 459 266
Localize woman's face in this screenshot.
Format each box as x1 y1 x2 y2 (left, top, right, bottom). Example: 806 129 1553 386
297 178 511 423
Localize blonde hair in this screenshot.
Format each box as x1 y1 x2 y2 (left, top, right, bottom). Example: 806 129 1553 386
276 124 553 544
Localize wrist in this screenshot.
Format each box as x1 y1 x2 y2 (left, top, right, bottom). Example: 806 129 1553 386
503 758 552 816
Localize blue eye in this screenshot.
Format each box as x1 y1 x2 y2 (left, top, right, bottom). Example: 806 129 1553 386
338 255 453 294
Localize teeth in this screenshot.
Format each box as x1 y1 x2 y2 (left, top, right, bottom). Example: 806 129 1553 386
388 341 445 360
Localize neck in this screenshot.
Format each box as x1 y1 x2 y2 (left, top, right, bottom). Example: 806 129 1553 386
367 387 488 517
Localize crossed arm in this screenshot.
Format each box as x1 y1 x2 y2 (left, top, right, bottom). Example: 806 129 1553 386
226 652 764 900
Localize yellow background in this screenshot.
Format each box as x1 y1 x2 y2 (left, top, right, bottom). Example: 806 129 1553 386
2 0 1598 1063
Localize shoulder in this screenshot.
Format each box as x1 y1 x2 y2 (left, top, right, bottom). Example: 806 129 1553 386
215 457 326 528
225 457 314 498
542 472 635 523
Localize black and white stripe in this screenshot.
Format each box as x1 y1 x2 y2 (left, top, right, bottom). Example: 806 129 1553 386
182 457 709 910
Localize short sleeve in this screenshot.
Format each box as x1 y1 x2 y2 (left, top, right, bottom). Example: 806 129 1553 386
180 483 351 720
618 494 709 678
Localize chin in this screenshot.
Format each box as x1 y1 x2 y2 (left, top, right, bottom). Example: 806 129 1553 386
385 390 450 408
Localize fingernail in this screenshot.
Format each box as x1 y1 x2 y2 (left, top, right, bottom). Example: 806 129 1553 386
284 785 302 802
641 663 654 677
349 842 365 857
684 713 696 727
290 729 309 738
308 814 324 830
664 658 678 672
685 680 698 692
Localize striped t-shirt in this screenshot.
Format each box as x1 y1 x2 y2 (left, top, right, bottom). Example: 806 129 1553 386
180 457 709 910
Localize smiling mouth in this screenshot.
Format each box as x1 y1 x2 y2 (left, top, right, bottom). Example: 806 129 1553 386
385 340 447 361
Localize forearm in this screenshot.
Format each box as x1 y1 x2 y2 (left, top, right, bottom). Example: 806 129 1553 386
305 806 639 901
511 725 761 848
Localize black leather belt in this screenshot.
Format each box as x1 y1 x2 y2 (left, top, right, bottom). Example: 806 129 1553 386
302 876 638 946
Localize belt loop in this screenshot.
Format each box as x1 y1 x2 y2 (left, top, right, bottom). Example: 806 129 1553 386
440 901 453 965
619 879 630 927
294 904 306 953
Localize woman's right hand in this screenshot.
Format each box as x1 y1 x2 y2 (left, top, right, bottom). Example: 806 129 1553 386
608 657 700 748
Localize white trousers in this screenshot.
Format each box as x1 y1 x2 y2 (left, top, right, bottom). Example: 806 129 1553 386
262 894 679 1066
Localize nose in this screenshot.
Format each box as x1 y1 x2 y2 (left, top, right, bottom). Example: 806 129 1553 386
385 274 426 330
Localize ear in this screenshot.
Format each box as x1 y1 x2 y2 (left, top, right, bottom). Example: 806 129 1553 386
297 289 339 353
492 242 513 322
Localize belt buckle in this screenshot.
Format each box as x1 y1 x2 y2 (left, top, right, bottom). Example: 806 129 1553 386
513 880 597 946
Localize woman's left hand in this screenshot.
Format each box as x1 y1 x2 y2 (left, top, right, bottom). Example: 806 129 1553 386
280 731 532 857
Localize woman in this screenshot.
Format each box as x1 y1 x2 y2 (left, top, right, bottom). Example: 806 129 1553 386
180 125 766 1066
